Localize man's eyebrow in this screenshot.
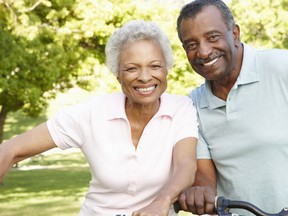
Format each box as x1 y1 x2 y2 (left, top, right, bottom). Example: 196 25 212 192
182 30 223 44
182 38 196 45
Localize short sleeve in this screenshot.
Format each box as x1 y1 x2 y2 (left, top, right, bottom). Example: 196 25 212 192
172 96 198 144
47 100 91 150
196 129 212 159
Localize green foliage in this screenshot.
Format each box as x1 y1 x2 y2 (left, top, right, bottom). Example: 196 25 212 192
0 1 77 118
0 0 199 125
1 0 287 141
230 0 288 49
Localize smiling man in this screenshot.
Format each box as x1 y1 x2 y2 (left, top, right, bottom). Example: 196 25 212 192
176 0 288 215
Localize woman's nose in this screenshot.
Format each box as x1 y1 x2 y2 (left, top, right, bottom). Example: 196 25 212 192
138 68 152 82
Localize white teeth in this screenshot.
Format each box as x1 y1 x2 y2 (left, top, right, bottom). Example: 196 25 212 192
203 58 219 66
136 86 155 92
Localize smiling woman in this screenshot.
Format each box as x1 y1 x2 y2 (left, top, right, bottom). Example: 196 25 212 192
0 20 198 216
118 39 168 113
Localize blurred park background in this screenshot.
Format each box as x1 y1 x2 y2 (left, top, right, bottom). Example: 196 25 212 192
0 0 288 215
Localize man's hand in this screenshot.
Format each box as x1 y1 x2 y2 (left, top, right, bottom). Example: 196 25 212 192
178 185 216 215
176 159 217 214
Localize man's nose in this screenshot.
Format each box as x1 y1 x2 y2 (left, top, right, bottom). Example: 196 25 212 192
196 42 212 59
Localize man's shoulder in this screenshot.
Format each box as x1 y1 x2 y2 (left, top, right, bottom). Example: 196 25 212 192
243 43 288 76
246 43 288 61
258 47 288 56
255 47 288 72
189 83 206 106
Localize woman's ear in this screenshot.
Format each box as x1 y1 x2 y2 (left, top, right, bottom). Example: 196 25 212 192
116 75 121 84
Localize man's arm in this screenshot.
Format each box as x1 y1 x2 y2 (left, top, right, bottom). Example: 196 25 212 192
178 159 217 215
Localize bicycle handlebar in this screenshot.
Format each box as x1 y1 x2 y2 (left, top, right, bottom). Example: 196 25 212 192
173 196 288 216
216 196 288 216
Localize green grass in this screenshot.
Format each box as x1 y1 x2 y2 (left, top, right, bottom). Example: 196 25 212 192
0 151 90 216
3 110 47 140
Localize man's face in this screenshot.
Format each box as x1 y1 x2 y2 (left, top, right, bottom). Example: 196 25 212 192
179 5 240 81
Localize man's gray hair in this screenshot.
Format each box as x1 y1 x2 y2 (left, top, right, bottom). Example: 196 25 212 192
177 0 235 42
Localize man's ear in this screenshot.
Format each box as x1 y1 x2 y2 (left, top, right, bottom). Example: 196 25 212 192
233 24 241 42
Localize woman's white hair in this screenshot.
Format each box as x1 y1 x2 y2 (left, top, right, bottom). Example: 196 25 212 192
105 20 174 76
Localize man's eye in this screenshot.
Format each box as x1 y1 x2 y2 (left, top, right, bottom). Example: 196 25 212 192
209 35 219 42
185 43 197 51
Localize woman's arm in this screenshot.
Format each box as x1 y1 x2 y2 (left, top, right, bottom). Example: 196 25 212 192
132 137 197 216
178 159 217 215
156 137 197 204
0 122 57 181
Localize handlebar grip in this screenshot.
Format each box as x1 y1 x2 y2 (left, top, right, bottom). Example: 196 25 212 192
215 196 288 216
173 201 181 213
215 196 227 208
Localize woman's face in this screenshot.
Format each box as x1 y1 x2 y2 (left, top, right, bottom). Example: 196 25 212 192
117 39 168 107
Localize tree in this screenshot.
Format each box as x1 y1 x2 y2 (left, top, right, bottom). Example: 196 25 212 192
230 0 288 49
0 0 201 142
0 1 80 142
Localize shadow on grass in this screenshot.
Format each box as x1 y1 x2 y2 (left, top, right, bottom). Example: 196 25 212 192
4 109 48 140
0 150 91 216
0 167 91 216
1 167 90 196
22 151 89 167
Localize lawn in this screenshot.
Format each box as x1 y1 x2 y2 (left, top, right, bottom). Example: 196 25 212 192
0 150 91 216
0 88 192 216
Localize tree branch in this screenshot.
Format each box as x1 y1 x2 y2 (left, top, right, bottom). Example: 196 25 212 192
23 0 42 12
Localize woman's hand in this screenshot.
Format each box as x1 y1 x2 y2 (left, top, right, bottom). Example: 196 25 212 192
132 195 171 216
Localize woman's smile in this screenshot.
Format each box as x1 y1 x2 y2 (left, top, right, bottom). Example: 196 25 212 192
134 85 158 95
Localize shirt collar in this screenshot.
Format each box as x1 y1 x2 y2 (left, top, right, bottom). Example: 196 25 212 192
106 92 174 120
200 43 260 109
236 43 259 85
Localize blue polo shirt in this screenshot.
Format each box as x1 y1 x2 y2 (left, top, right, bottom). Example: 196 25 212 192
190 43 288 214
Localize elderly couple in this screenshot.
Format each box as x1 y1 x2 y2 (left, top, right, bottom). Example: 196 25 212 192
1 0 288 215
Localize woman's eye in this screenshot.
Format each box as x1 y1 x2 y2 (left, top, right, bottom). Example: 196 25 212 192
125 67 138 72
150 65 162 70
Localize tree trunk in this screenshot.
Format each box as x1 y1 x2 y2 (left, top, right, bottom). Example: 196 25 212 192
0 106 8 186
0 106 8 144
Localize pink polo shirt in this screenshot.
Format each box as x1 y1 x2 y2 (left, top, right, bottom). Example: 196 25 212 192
47 92 198 216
